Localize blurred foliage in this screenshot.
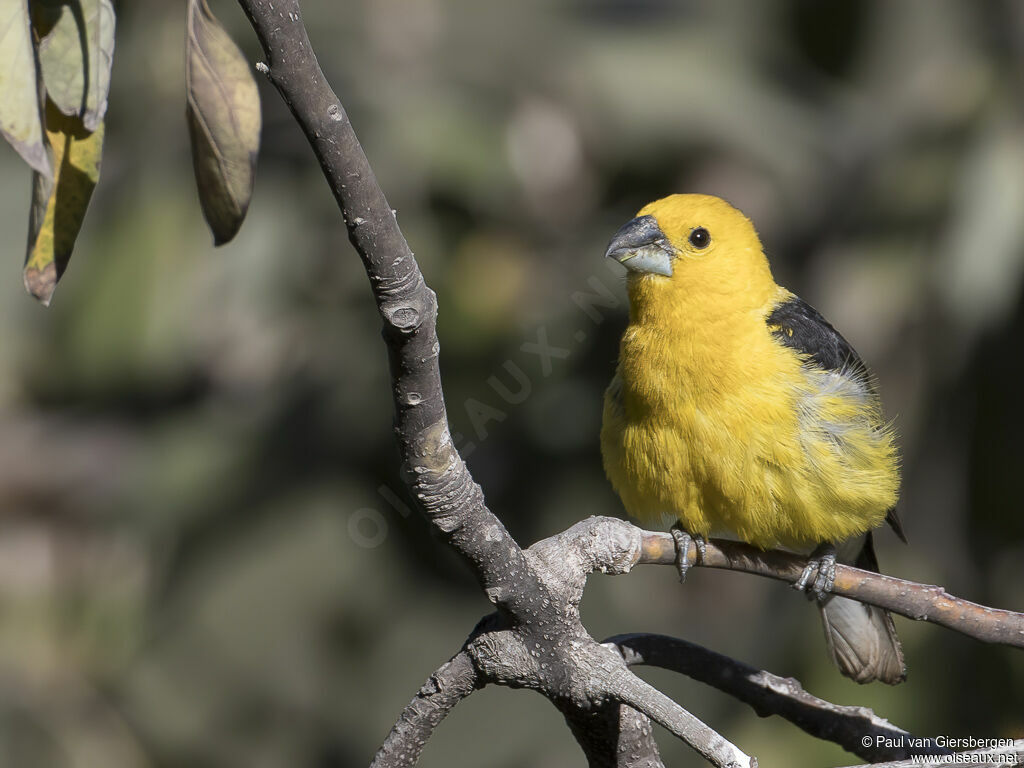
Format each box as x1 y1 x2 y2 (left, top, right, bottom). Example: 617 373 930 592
1 1 1023 766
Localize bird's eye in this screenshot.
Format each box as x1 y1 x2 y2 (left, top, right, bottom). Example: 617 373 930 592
688 227 710 249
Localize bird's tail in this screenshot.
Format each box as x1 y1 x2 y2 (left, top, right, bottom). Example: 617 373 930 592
818 533 906 684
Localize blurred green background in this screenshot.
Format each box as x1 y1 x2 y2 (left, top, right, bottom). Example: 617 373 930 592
1 1 1023 766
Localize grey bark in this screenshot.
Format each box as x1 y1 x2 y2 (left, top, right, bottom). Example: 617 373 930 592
559 702 663 768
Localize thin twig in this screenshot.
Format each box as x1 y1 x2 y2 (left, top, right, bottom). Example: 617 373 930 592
640 532 1024 648
604 633 947 762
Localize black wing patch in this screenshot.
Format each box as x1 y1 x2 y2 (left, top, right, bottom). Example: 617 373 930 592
766 295 872 391
768 295 907 542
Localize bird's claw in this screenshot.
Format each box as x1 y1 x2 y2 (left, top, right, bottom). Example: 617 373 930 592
671 525 706 583
794 543 837 602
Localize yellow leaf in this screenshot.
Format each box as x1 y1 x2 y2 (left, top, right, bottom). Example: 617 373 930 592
185 0 261 245
24 104 104 305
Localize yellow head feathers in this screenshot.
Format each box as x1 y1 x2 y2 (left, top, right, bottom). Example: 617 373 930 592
605 194 777 323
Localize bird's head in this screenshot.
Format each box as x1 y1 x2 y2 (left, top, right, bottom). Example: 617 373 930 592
605 194 776 321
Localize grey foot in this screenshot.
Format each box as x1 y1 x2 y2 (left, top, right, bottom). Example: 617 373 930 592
670 524 706 583
794 543 837 601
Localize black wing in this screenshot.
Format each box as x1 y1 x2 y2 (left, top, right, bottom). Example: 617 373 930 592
766 294 907 543
766 294 873 392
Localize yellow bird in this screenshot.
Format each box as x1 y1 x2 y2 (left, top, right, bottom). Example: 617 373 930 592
601 193 906 684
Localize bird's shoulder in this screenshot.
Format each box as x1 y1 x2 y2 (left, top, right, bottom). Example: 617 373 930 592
764 291 872 389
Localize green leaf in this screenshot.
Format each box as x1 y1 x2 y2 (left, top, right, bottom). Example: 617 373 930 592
35 0 116 132
0 0 50 176
24 103 104 305
185 0 261 245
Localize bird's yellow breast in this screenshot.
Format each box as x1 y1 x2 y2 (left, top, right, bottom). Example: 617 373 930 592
601 284 898 549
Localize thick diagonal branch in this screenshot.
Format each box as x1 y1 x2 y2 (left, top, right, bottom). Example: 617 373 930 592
236 0 538 616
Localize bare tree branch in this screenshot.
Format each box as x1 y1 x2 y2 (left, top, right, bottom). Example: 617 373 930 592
558 702 664 768
604 670 755 768
232 4 1022 766
236 0 538 616
234 5 743 766
640 532 1024 648
455 610 751 767
371 650 481 768
465 521 754 767
838 741 1024 768
604 633 947 763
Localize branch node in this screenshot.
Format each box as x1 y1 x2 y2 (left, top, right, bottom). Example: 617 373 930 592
381 302 421 331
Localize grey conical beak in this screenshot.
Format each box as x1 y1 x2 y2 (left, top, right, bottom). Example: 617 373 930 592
604 215 674 277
